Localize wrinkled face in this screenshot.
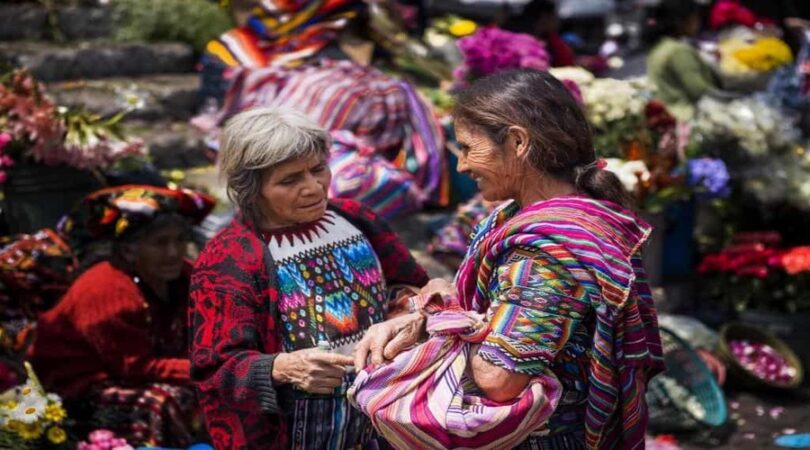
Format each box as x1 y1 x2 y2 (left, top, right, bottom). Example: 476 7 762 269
455 122 519 202
259 154 331 228
135 223 189 282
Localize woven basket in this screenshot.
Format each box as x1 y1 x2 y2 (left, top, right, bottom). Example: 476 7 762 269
718 323 804 390
646 327 728 432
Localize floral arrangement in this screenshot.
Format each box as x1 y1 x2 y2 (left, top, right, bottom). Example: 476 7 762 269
697 232 810 313
719 37 793 75
453 26 550 86
687 158 731 200
691 96 800 157
77 429 133 450
0 69 145 182
729 339 798 384
738 145 810 210
655 375 706 420
0 363 70 449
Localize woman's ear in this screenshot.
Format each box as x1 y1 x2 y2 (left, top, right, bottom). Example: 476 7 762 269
507 126 531 159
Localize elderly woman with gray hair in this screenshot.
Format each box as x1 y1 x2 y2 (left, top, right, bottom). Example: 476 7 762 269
189 107 429 449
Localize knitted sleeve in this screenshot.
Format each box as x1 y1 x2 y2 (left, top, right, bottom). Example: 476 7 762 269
75 279 190 383
477 247 589 376
189 224 286 449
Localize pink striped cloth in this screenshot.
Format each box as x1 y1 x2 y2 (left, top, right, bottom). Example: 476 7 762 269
348 296 562 449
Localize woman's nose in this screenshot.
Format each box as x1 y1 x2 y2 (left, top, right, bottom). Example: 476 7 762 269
456 155 469 173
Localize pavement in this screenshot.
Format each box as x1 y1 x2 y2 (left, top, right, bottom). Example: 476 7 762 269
669 386 810 449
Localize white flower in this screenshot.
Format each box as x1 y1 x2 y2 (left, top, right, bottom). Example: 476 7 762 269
549 67 595 87
46 393 62 406
604 158 650 192
8 393 47 424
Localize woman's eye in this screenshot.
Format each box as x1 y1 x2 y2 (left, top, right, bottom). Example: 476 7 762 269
313 165 326 172
279 177 296 185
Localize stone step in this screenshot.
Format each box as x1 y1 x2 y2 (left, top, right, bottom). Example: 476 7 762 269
49 74 202 122
124 121 213 170
0 4 113 41
0 41 195 82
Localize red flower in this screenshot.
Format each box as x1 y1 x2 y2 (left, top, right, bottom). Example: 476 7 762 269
782 247 810 275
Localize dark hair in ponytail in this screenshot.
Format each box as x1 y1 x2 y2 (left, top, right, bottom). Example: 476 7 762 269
453 69 633 209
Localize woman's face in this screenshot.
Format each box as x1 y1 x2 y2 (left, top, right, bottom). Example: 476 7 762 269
258 153 331 228
135 223 189 283
454 122 520 202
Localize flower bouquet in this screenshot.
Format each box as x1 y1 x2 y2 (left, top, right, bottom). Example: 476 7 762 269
690 96 800 159
715 32 793 92
452 26 550 88
0 68 146 181
0 363 70 449
697 232 810 313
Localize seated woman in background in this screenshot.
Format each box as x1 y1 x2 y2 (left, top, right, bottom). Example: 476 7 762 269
31 185 215 448
646 0 736 120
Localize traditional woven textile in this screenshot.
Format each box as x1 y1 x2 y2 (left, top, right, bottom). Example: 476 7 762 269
329 130 425 219
211 59 446 204
348 293 563 450
86 382 201 448
455 196 664 450
206 0 363 68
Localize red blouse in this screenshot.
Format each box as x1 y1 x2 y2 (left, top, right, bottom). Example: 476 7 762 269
31 261 190 398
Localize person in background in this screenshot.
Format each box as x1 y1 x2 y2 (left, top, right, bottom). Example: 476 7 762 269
31 185 215 447
646 0 736 120
189 107 429 449
506 0 576 67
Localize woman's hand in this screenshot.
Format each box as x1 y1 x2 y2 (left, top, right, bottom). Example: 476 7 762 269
272 349 354 394
420 278 456 298
354 312 426 370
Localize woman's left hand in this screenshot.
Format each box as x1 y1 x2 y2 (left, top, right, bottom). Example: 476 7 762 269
353 312 426 370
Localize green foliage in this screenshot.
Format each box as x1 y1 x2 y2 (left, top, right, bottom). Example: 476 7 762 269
112 0 233 51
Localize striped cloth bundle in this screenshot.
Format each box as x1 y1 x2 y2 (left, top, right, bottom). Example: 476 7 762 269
455 197 664 450
348 296 562 450
210 59 446 205
206 0 363 68
328 130 426 219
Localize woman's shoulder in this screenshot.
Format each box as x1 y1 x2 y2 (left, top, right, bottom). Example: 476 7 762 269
328 198 377 222
52 261 141 314
192 216 267 289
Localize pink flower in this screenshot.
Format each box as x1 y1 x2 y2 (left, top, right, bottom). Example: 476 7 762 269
0 132 10 151
0 171 6 184
78 444 103 450
89 429 115 443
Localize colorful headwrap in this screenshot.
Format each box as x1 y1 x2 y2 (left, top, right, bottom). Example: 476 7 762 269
206 0 364 68
59 185 216 250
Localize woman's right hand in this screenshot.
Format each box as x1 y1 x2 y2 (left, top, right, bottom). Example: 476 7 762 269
272 349 354 394
353 312 426 370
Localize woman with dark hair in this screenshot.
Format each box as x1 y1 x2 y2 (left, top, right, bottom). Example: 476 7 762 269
646 0 728 120
353 70 664 449
31 185 215 447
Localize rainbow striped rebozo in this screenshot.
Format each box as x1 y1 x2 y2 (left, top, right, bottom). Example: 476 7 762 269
350 197 664 450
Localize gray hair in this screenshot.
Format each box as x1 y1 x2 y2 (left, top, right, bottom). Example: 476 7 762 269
219 106 331 224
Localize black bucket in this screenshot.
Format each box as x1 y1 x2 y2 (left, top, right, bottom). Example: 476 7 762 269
2 163 103 234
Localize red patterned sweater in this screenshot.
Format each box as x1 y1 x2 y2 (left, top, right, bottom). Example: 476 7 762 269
31 261 190 398
189 199 429 450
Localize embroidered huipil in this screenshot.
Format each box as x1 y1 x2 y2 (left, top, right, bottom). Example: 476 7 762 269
262 210 388 450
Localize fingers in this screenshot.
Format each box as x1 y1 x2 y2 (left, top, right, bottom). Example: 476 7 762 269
301 375 344 394
354 338 371 370
369 334 387 365
382 332 408 361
